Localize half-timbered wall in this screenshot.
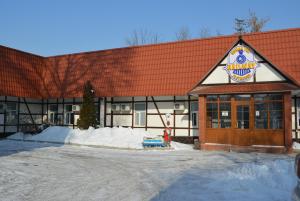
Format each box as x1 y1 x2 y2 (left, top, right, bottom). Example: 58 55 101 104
105 96 199 139
292 95 300 142
1 95 300 143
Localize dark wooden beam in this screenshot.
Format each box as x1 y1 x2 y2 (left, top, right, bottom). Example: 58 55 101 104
145 96 148 131
151 96 166 128
131 97 134 128
23 97 38 132
188 95 191 136
104 97 107 127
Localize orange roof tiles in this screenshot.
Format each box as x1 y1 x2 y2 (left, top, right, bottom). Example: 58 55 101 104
0 28 300 98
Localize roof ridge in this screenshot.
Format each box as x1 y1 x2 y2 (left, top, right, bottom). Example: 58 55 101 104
0 44 45 58
46 27 300 58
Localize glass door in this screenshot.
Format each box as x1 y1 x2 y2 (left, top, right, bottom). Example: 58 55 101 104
234 95 251 130
236 104 250 129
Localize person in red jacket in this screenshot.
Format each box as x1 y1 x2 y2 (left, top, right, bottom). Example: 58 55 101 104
164 121 172 147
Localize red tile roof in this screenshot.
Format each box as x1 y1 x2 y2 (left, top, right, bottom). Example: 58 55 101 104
1 28 300 98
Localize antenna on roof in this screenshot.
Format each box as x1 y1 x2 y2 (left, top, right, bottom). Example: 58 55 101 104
238 34 243 45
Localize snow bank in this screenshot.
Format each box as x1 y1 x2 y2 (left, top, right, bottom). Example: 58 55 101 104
159 158 296 201
206 159 296 201
293 141 300 150
7 126 194 150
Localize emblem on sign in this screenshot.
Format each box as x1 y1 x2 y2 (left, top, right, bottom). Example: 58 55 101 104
224 45 258 82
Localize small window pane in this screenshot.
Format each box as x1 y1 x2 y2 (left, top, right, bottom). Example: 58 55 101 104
0 103 4 113
220 103 231 128
207 95 217 101
206 103 218 128
191 112 198 127
270 111 283 129
220 95 231 101
255 103 268 129
236 105 249 129
254 94 268 101
269 94 283 100
49 105 58 112
65 105 72 112
6 103 16 111
269 102 283 111
140 111 146 126
190 102 198 111
235 95 250 101
135 103 146 111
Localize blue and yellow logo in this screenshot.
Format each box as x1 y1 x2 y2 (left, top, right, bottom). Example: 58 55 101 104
224 45 258 82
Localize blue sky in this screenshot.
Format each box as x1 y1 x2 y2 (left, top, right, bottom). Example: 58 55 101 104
0 0 299 56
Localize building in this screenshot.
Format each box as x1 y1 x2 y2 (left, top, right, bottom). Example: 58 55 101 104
0 28 300 152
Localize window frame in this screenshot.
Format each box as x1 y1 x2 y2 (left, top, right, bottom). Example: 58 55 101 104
134 103 146 127
254 94 283 129
48 104 58 124
206 95 232 129
190 102 198 127
64 104 74 125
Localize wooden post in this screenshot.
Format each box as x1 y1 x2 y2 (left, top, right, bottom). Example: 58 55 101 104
104 97 107 127
17 97 20 132
145 96 148 131
295 96 298 140
284 92 292 152
199 96 206 148
41 99 44 125
3 96 6 134
188 95 191 136
131 97 134 128
173 96 176 136
111 97 113 128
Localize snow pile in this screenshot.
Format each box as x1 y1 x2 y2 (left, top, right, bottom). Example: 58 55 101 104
205 159 296 201
293 141 300 150
156 158 296 201
7 126 193 150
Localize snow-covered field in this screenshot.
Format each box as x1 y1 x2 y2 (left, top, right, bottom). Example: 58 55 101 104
7 126 193 150
0 140 296 201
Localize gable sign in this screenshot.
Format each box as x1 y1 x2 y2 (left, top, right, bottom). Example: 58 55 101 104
224 44 258 82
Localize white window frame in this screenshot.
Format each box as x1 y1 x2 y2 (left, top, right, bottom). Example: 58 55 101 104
190 102 198 127
64 104 73 125
134 103 146 127
6 102 17 124
48 104 58 124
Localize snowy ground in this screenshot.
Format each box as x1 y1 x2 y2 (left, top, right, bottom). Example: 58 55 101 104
0 140 297 201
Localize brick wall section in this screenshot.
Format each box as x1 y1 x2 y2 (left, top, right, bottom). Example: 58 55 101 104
199 96 206 147
284 92 293 152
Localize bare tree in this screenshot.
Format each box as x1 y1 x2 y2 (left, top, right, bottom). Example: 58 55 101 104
199 27 211 38
246 10 270 32
234 11 270 34
175 26 191 41
125 29 161 46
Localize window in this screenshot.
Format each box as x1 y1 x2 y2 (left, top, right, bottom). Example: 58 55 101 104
220 102 231 128
298 109 300 128
254 94 283 129
206 95 231 128
64 105 74 125
0 103 4 113
6 102 17 125
49 104 58 124
134 103 146 126
190 102 198 127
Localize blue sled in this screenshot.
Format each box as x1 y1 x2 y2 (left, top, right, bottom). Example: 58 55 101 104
143 139 165 147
